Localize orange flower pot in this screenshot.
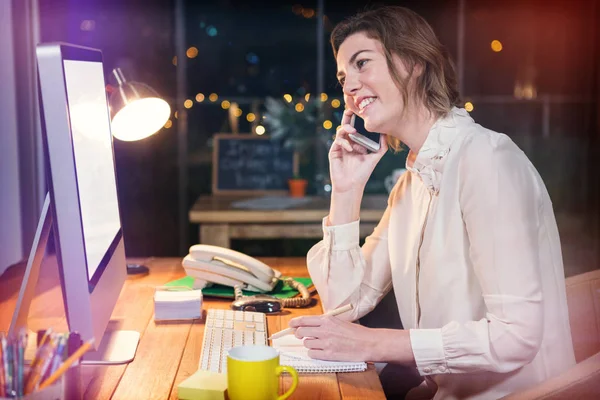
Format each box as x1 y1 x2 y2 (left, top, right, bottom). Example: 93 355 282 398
288 179 308 198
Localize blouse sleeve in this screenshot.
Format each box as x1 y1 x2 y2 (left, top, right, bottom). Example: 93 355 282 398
306 202 395 321
409 133 545 375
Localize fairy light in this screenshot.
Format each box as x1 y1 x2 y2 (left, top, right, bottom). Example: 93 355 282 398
195 93 205 102
247 113 256 122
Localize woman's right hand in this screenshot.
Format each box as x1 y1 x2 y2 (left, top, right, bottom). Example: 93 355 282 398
329 108 388 194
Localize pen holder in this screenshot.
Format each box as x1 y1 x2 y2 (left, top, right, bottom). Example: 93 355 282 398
0 362 81 400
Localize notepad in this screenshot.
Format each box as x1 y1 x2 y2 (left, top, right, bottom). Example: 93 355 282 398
154 287 203 321
272 335 367 374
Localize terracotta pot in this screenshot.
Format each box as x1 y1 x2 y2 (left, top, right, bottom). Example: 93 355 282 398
288 179 308 198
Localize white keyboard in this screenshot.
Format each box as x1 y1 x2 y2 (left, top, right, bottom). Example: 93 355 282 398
199 308 268 373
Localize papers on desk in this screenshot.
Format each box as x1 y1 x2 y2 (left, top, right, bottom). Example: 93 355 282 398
154 287 203 321
272 335 367 374
231 196 312 210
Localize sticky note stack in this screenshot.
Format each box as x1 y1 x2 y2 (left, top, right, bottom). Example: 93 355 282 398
177 370 228 400
153 288 203 321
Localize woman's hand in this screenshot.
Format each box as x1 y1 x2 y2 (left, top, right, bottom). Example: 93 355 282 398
288 315 376 362
329 108 388 194
288 314 416 365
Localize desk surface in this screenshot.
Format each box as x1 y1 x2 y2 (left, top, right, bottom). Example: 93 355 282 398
0 257 385 399
189 194 387 223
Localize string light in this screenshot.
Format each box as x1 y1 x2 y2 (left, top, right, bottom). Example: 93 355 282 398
320 93 328 102
302 8 315 18
491 40 503 52
164 120 173 129
247 113 256 122
172 56 177 66
221 100 231 109
323 120 333 129
184 99 193 109
304 93 311 102
209 93 218 102
174 111 178 119
331 99 341 108
283 94 292 103
465 101 474 112
255 125 265 135
295 103 304 112
186 47 199 58
195 93 205 102
234 108 243 117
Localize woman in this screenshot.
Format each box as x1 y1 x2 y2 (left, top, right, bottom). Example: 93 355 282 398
288 6 576 399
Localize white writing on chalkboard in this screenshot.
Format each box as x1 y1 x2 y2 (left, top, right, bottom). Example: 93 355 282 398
216 136 296 192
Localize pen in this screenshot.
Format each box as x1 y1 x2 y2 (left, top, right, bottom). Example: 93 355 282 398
38 338 94 391
268 303 354 340
24 338 56 394
0 334 6 397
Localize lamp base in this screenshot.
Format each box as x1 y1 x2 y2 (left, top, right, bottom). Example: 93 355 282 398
126 263 149 275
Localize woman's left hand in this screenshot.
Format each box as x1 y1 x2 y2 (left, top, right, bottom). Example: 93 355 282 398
288 315 378 362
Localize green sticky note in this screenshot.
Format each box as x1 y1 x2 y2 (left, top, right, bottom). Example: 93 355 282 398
164 276 313 299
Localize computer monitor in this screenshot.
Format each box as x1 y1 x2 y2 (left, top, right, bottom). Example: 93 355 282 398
9 43 139 364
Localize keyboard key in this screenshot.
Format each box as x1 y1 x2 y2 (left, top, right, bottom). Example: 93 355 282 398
255 331 267 345
255 322 265 332
243 331 254 345
244 313 254 322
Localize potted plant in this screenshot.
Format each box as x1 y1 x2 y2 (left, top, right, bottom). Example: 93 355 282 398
263 96 333 197
287 174 308 198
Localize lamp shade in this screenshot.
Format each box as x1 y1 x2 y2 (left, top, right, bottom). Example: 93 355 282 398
109 68 171 141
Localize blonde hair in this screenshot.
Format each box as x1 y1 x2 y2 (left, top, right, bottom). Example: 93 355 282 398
331 6 460 151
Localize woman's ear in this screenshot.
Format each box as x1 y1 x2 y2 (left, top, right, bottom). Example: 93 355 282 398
413 62 424 78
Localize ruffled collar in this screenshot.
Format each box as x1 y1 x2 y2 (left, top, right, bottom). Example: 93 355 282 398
405 107 472 195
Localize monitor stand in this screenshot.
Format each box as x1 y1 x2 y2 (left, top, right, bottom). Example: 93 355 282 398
9 193 140 365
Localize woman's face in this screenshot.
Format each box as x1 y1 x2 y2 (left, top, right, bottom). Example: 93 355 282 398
336 32 410 134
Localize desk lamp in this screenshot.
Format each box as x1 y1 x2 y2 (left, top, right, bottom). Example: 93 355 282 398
109 68 171 274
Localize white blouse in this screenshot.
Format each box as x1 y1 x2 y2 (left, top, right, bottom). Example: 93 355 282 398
308 107 576 399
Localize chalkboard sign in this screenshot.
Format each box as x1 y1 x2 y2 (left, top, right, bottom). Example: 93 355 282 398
212 134 299 194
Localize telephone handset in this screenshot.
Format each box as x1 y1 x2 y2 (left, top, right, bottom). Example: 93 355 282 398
183 244 280 292
182 245 311 311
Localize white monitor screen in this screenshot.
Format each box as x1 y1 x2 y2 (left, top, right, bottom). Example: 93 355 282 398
63 60 121 281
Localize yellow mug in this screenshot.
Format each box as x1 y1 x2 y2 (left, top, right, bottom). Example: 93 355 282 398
227 345 298 400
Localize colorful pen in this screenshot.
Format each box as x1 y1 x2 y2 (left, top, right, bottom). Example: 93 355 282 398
0 333 5 397
38 338 94 391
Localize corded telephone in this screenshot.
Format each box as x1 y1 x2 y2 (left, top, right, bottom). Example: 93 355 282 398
182 244 311 312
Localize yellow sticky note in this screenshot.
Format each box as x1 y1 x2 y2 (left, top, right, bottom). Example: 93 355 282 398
177 369 228 400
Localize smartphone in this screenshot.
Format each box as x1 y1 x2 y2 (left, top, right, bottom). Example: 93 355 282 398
349 114 381 152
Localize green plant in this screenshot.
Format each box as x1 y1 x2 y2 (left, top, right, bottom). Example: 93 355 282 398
263 97 329 155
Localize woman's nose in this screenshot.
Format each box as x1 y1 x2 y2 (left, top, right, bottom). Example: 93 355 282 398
342 75 361 96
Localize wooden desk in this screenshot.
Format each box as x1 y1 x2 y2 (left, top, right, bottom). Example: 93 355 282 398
188 195 387 247
0 257 385 399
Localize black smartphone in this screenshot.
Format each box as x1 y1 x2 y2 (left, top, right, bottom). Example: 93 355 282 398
349 114 381 152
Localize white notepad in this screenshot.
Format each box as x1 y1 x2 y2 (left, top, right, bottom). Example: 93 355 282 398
153 287 203 321
272 335 367 374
